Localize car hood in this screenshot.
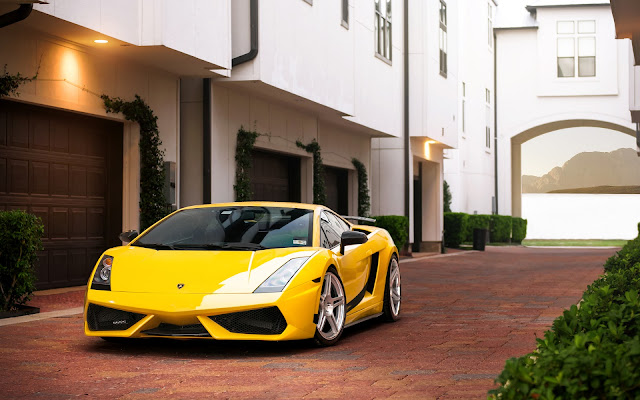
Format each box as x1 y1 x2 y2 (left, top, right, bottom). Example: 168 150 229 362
107 246 318 294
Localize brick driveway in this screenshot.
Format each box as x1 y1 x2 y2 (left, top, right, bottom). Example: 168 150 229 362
0 247 616 399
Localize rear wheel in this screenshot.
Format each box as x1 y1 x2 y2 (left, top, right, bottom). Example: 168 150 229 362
382 255 401 321
313 268 346 346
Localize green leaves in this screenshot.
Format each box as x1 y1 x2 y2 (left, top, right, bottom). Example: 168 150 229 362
102 94 167 231
296 139 326 205
234 127 260 201
489 233 640 399
0 211 43 311
352 158 370 217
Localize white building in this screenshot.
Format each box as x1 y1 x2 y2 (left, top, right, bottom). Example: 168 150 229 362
1 0 456 288
494 0 635 218
443 0 498 216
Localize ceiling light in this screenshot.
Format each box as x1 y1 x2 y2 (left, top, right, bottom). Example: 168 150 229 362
94 39 108 44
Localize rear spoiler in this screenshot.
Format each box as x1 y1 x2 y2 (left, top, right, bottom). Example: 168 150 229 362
342 216 376 224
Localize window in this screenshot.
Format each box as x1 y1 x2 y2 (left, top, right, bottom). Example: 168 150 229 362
375 0 392 61
439 1 447 76
488 2 494 48
557 20 596 78
486 127 491 149
461 82 466 134
320 211 350 249
485 88 491 105
342 0 349 28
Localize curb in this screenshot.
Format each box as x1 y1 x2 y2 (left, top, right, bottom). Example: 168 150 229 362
0 307 83 327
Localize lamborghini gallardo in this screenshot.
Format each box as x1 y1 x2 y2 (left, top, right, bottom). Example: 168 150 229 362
84 202 401 346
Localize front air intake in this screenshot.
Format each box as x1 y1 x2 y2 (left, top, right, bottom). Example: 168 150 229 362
86 304 145 331
142 323 211 337
210 307 287 335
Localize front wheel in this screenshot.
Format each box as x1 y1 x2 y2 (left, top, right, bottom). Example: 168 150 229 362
313 268 346 346
382 255 401 321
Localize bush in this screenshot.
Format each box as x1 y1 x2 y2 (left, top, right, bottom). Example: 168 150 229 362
465 214 491 243
604 222 640 273
489 229 640 399
444 212 468 248
511 217 528 243
0 210 44 311
370 215 409 250
490 214 512 243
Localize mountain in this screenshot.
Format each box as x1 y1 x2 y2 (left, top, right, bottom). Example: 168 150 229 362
522 148 640 193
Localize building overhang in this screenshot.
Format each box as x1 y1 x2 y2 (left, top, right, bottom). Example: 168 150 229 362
610 0 640 65
1 7 226 77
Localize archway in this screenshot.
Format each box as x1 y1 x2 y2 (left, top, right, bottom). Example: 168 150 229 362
511 119 636 217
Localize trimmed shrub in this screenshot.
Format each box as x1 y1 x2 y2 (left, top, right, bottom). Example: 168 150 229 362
511 217 528 243
444 212 468 248
490 214 512 243
489 229 640 399
370 215 409 251
604 222 640 273
465 214 491 243
0 210 44 311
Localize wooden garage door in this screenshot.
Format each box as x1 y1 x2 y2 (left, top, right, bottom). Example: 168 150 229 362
250 150 301 202
0 100 123 289
324 166 348 215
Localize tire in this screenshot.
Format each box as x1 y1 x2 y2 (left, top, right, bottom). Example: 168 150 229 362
382 255 401 321
313 267 346 346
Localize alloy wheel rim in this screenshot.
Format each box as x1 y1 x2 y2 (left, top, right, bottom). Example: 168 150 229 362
389 259 401 316
317 271 345 340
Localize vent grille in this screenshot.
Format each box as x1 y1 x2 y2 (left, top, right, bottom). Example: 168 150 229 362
142 323 211 337
210 307 287 335
86 304 145 331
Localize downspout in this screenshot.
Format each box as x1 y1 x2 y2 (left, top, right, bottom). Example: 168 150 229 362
403 0 410 237
493 32 499 214
0 4 32 29
232 0 259 67
203 78 211 204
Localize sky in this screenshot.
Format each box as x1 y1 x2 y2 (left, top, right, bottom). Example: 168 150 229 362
521 127 637 177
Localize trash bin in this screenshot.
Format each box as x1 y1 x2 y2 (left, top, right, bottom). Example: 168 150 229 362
473 228 488 251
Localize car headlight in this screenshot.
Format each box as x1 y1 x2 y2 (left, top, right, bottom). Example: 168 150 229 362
91 255 113 291
254 257 309 293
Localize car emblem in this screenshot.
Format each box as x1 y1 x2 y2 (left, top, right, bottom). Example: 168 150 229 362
177 283 185 289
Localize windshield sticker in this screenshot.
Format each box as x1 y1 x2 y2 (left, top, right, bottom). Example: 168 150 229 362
293 239 307 245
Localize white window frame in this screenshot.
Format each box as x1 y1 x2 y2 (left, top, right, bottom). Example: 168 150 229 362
375 0 392 62
557 19 596 78
461 82 466 136
439 0 447 77
488 2 494 49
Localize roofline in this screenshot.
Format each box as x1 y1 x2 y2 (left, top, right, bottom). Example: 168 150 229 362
180 201 326 211
526 3 610 12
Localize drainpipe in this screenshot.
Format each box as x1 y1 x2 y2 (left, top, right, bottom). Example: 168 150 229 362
403 0 410 233
636 123 639 156
203 78 211 204
0 4 32 29
493 32 499 214
232 0 259 67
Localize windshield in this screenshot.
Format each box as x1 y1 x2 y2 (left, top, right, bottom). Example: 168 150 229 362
133 206 314 250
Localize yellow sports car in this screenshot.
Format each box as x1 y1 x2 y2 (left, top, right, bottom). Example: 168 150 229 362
84 202 401 346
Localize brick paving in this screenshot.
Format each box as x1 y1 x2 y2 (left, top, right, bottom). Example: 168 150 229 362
0 246 617 399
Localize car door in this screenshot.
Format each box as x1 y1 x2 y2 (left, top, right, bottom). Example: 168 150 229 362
320 211 371 305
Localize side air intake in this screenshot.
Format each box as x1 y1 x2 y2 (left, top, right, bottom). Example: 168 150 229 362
210 307 287 335
86 304 145 331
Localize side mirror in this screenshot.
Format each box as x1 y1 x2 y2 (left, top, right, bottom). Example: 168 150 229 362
340 231 368 254
118 230 139 243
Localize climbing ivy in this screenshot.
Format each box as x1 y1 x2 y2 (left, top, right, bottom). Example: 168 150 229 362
296 138 326 205
352 158 371 217
234 127 260 201
0 64 37 98
101 94 167 231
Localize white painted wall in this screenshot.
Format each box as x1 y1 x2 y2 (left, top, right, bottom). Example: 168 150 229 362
523 194 640 239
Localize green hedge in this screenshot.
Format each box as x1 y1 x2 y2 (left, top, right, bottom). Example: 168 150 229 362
512 217 528 243
0 210 44 311
369 215 409 251
489 226 640 399
490 214 512 243
465 214 491 242
444 212 468 248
